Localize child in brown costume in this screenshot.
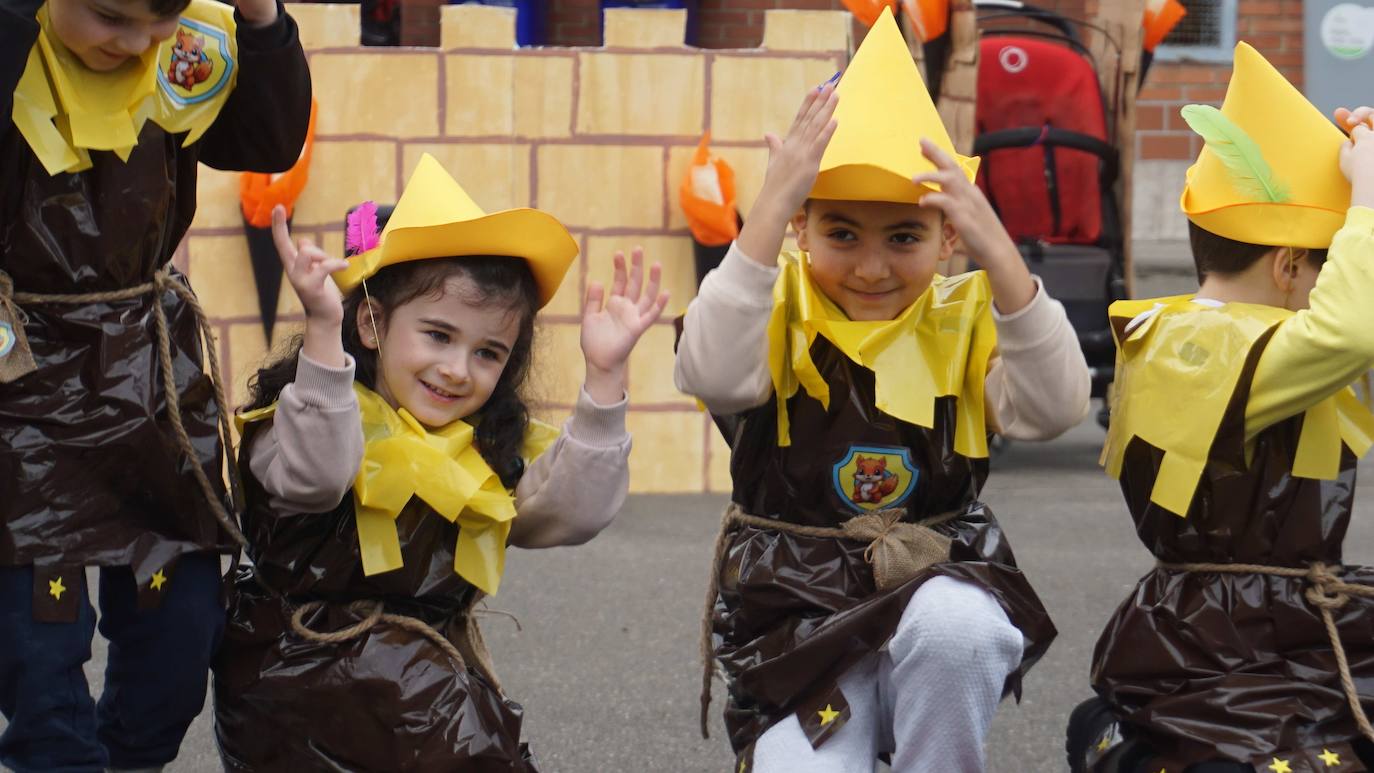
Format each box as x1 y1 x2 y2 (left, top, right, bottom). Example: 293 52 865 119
677 10 1090 772
1074 44 1374 773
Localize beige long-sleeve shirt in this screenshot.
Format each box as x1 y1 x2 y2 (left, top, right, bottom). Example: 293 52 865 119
675 242 1092 440
244 353 632 549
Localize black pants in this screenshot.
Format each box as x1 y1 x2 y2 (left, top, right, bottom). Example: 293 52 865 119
0 554 225 772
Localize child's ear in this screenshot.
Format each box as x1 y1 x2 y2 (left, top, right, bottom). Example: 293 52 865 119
791 209 811 252
1268 246 1299 291
355 298 386 350
938 215 959 261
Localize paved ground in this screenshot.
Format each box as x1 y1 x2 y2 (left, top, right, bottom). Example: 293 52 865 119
7 410 1373 771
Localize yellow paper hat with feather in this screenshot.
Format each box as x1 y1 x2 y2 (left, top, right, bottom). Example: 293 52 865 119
810 6 979 204
1179 42 1351 249
333 153 578 307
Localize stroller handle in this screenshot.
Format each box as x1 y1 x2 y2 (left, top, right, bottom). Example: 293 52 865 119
974 0 1081 45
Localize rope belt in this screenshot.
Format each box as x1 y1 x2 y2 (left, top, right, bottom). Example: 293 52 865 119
0 267 246 546
288 597 504 692
698 502 959 738
1158 560 1374 742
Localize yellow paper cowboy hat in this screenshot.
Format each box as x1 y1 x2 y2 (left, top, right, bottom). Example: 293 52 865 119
1179 42 1351 249
810 6 979 204
333 153 578 307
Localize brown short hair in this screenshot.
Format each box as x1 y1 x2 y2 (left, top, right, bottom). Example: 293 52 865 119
1187 221 1327 282
150 0 193 19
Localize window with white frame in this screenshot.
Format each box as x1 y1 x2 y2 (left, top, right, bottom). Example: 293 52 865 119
1155 0 1237 62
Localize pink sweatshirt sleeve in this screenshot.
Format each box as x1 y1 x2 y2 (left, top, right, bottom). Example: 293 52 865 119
245 353 366 515
509 387 632 548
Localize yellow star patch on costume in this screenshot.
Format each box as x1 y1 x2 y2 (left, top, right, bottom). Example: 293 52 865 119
1268 758 1292 773
767 253 996 458
237 384 558 595
817 704 840 725
1101 297 1374 516
48 576 66 600
150 570 168 591
12 0 238 175
1319 749 1341 767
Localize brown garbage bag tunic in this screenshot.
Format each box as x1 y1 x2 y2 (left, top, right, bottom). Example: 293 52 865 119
1091 334 1374 769
0 4 311 592
710 336 1057 754
212 420 536 772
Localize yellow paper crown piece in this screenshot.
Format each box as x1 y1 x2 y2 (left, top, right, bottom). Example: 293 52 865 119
334 154 578 307
1180 42 1351 249
811 6 979 204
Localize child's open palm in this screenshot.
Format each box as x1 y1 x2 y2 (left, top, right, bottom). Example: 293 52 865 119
580 248 670 403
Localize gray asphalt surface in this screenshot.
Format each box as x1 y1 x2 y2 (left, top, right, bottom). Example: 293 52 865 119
7 411 1373 772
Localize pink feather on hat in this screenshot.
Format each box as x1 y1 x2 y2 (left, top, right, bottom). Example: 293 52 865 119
345 201 381 256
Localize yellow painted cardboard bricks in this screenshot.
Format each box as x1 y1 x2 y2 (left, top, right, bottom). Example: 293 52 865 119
810 6 979 204
1180 42 1351 249
333 153 579 308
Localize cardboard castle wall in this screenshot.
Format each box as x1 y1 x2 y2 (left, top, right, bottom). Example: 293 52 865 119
184 4 849 494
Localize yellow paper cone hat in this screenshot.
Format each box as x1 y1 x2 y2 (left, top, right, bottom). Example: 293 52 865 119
1179 42 1350 249
334 154 578 307
810 6 979 204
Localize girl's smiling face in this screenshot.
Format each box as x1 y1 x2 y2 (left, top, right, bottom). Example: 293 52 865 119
793 199 956 321
358 276 523 429
47 0 180 72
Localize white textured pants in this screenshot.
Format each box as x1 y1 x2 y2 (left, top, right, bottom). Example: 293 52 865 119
752 576 1025 773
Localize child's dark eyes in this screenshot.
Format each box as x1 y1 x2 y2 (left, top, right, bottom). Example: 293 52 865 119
889 232 921 245
98 11 126 24
476 348 504 363
425 330 450 344
826 229 857 242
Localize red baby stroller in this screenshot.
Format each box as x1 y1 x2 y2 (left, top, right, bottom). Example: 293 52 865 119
970 0 1128 403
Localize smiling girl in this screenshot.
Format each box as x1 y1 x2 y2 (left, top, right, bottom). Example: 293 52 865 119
212 155 667 770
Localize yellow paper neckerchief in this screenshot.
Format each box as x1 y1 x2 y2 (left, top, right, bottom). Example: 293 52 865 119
13 0 238 175
766 252 997 458
1100 296 1374 517
237 383 558 595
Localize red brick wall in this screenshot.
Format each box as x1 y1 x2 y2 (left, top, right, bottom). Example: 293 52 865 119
1137 0 1304 161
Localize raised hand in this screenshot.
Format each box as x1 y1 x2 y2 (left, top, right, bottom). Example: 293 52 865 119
235 0 279 27
1336 107 1374 209
912 138 1036 314
580 248 670 405
737 78 841 267
271 205 350 366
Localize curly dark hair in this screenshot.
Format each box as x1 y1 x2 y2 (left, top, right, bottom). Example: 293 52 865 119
243 255 540 489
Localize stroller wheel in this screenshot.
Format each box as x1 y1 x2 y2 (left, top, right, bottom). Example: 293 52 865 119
1066 697 1120 773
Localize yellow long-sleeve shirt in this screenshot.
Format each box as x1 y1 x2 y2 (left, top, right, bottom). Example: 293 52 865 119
1246 206 1374 440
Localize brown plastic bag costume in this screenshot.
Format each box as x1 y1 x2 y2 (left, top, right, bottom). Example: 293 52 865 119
706 332 1057 758
1090 313 1374 770
212 420 537 771
0 9 311 607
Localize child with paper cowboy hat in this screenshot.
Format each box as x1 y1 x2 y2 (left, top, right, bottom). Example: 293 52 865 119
676 8 1091 771
212 153 669 771
1070 42 1374 773
0 0 308 767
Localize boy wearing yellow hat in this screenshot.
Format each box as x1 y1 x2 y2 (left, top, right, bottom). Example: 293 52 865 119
676 9 1090 770
0 0 308 767
1078 43 1374 773
212 154 668 769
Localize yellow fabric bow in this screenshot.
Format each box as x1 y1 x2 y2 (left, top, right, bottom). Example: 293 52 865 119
766 253 997 458
1101 297 1374 517
237 383 557 595
13 0 238 175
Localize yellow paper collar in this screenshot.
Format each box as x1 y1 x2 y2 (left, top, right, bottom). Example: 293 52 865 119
238 383 557 595
1101 297 1374 516
766 253 996 458
13 0 239 175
